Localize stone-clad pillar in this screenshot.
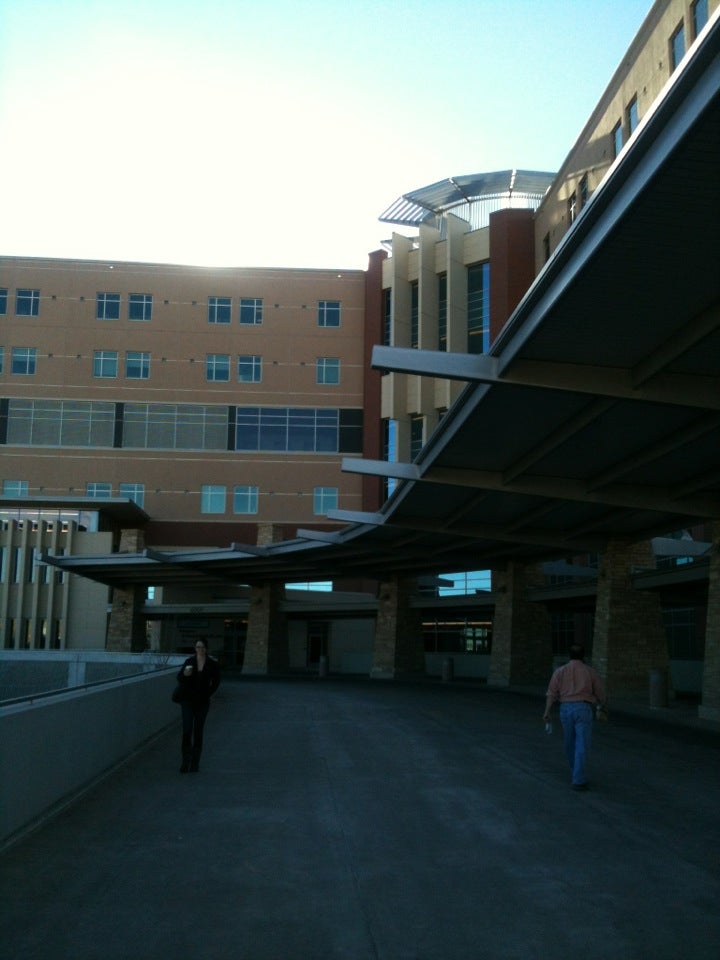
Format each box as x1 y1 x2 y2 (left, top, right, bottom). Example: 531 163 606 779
106 528 147 652
488 562 552 687
592 539 668 697
243 581 288 675
371 576 425 678
699 522 720 722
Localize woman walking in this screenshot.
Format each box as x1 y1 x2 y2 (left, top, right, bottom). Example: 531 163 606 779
176 637 221 773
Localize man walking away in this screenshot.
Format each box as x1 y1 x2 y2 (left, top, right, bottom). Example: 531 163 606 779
543 643 606 791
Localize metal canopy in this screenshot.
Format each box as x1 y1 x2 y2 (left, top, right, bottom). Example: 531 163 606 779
43 16 720 589
379 169 556 226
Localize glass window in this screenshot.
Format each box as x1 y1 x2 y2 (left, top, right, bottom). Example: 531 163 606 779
93 350 118 378
671 22 685 71
579 175 589 207
410 415 424 460
0 347 4 373
119 482 145 508
382 288 392 347
128 293 152 321
16 289 40 316
3 480 29 496
206 354 230 381
318 300 340 327
627 96 639 135
238 355 262 383
0 288 7 315
410 281 419 348
313 486 338 515
122 403 227 450
11 347 37 375
692 0 708 38
208 296 231 324
438 273 447 351
233 485 259 514
86 482 112 498
316 357 340 385
240 297 263 325
567 191 577 224
201 484 226 514
467 262 490 354
235 407 340 453
7 398 115 446
612 121 623 158
125 351 150 379
97 292 120 320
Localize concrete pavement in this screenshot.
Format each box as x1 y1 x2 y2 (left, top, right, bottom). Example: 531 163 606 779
1 678 718 960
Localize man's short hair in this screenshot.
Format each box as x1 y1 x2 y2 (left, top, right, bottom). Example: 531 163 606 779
569 643 585 660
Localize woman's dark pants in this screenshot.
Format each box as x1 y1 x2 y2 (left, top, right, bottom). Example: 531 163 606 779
180 701 210 772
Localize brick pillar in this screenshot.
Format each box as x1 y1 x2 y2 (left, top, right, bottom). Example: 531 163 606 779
488 562 552 687
243 581 288 675
106 586 147 652
592 539 668 697
371 576 424 679
699 521 720 722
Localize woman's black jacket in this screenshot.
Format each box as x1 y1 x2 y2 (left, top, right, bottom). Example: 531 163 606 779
176 655 221 705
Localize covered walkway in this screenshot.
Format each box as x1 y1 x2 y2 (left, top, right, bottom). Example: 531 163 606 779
2 679 718 959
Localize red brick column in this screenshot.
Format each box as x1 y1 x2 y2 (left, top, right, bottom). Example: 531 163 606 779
699 521 720 721
106 528 147 652
592 539 668 697
243 523 288 674
488 562 552 687
371 576 424 678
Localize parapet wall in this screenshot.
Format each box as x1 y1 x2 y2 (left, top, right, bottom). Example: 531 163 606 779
0 666 182 845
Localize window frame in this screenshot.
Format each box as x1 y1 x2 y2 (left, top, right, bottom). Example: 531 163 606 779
206 354 231 382
16 289 40 317
128 293 153 322
238 354 262 383
208 296 232 324
233 485 259 515
316 357 340 385
93 350 119 378
11 347 38 375
239 297 263 325
317 300 341 328
201 484 226 514
313 486 338 516
97 292 121 320
125 351 150 380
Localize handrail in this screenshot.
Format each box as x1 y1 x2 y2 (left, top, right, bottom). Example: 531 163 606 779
0 665 178 709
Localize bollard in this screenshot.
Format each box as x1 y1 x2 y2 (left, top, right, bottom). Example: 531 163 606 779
318 655 328 679
649 668 668 708
442 656 454 682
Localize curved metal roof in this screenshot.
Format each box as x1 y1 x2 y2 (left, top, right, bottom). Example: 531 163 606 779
379 169 556 226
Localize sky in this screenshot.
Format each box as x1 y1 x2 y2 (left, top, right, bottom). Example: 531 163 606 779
0 0 654 270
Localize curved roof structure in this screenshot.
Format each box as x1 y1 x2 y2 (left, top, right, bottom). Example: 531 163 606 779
379 169 556 228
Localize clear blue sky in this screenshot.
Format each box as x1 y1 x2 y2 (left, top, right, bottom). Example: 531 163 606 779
0 0 653 269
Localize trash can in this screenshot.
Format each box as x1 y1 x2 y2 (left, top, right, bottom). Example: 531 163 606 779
649 668 668 708
442 657 454 683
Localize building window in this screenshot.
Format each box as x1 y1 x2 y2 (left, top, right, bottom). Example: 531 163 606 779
3 480 28 496
128 293 152 321
236 407 340 453
119 483 145 508
692 0 708 39
206 354 230 381
125 351 150 379
208 296 231 324
467 262 490 354
123 403 227 450
313 486 338 515
201 484 226 514
0 347 4 373
382 288 392 347
579 175 589 207
0 288 7 314
93 350 118 378
11 347 37 375
543 233 550 263
7 398 115 446
410 415 424 460
233 485 259 514
318 300 340 327
627 96 639 135
612 121 623 159
438 273 447 351
240 297 263 325
671 22 685 71
238 355 262 383
97 292 121 320
16 289 40 316
316 357 340 385
410 281 419 348
86 482 112 498
567 191 577 225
